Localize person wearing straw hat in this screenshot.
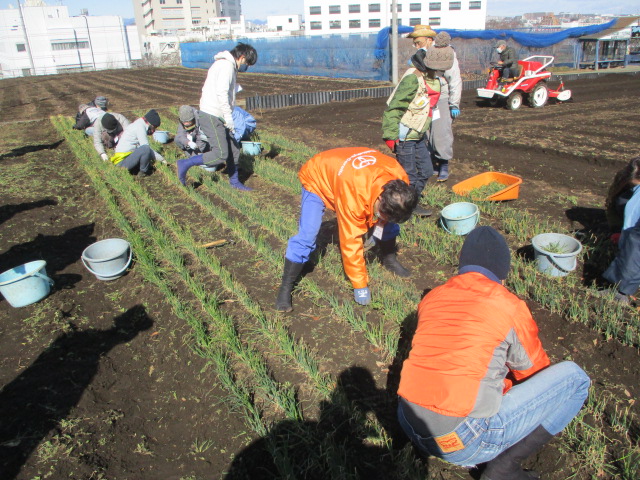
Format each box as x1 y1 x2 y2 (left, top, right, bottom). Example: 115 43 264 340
397 226 590 480
382 41 454 217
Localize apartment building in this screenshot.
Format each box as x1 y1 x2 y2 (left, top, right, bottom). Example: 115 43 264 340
303 0 486 35
133 0 242 39
0 1 136 78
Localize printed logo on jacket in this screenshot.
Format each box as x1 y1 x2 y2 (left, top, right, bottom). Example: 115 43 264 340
338 149 377 176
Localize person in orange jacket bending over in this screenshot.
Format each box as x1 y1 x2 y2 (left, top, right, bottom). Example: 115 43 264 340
275 147 419 312
397 226 590 480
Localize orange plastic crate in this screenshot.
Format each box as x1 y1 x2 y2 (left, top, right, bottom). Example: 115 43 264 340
452 172 522 201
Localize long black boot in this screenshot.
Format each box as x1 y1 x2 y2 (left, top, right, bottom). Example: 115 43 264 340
378 238 411 278
275 258 305 312
480 425 553 480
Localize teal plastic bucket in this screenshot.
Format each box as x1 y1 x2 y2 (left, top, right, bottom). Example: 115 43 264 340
440 202 480 235
531 233 582 277
241 141 262 155
153 130 170 143
81 238 132 281
0 260 54 308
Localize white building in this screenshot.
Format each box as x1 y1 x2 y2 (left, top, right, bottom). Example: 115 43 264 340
303 0 486 35
267 14 302 32
0 0 138 78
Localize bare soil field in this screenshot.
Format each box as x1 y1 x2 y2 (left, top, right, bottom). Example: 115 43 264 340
0 67 639 480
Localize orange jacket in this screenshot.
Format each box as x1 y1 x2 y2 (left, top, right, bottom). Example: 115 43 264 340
398 272 550 418
298 147 409 289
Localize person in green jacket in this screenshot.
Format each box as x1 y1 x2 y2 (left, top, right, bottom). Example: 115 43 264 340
382 44 454 217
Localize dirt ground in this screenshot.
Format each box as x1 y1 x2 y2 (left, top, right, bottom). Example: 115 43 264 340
0 68 639 479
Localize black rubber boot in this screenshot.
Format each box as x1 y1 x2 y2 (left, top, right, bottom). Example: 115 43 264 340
480 426 553 480
275 258 305 312
378 238 411 278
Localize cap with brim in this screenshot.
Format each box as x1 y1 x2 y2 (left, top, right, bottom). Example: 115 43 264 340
407 25 437 38
495 40 507 48
179 105 195 123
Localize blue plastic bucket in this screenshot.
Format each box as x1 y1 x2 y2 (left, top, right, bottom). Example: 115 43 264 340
0 260 54 308
81 238 132 281
241 141 262 155
531 233 582 277
153 130 170 143
440 202 480 235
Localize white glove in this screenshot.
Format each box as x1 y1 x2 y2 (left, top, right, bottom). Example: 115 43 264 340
188 140 198 150
100 153 109 162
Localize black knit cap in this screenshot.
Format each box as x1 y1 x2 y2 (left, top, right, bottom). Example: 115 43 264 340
144 109 161 127
101 113 118 132
458 226 511 280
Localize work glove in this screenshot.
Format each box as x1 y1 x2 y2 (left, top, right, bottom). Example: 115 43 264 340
354 287 371 306
385 139 398 153
100 153 109 162
450 107 461 119
188 140 198 150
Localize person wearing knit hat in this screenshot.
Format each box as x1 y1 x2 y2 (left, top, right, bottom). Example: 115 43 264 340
382 42 445 218
91 111 131 162
397 225 590 480
109 110 165 177
94 96 108 110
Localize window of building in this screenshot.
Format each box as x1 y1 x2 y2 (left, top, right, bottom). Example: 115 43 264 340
177 0 182 4
349 4 360 13
369 18 380 28
409 17 421 26
310 21 322 29
390 4 402 11
277 26 283 31
349 19 361 28
192 19 200 24
330 20 341 29
469 1 481 9
288 17 293 22
429 16 441 25
329 5 341 13
409 3 421 11
159 0 165 4
449 1 461 10
51 41 89 50
429 2 441 11
368 4 380 12
16 43 26 52
309 6 321 14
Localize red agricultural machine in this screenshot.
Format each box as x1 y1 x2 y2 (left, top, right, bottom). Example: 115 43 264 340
477 55 572 110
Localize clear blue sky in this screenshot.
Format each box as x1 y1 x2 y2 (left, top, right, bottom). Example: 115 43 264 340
0 0 637 21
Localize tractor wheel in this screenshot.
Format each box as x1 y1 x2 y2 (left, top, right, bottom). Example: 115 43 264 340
529 83 549 108
506 91 523 110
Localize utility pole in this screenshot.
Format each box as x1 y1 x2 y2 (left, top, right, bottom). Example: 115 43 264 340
18 0 36 75
391 0 398 84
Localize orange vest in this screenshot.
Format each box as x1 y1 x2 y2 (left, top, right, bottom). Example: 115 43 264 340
298 148 410 289
398 272 550 418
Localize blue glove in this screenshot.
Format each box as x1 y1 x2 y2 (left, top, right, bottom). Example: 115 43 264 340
354 287 371 306
450 107 461 119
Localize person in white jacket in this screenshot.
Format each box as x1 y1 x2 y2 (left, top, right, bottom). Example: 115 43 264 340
196 42 257 191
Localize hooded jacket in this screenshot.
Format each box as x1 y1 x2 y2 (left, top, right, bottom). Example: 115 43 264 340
298 148 410 289
199 50 238 130
399 272 550 418
93 112 130 156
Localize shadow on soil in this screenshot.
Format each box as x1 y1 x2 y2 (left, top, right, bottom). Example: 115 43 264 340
0 140 64 161
0 305 153 479
226 366 419 479
0 199 57 227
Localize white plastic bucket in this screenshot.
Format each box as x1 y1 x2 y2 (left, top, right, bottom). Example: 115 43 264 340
82 238 132 281
0 260 54 308
440 202 480 235
241 141 262 155
531 233 582 277
153 130 170 143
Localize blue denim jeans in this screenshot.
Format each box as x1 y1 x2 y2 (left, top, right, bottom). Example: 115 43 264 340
396 138 433 197
397 361 590 467
285 188 399 263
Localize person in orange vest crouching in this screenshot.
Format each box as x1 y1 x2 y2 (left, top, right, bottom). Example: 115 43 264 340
275 147 419 312
397 226 590 479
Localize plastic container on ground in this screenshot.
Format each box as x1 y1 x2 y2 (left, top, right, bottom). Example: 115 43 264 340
82 238 132 281
531 233 582 277
241 141 262 155
440 202 480 235
153 131 170 143
0 260 54 308
452 172 523 201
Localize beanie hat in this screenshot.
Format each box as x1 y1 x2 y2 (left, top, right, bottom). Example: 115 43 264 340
495 40 507 48
424 45 455 71
458 226 511 280
179 105 195 123
434 31 451 47
94 96 108 109
407 24 437 38
144 109 161 127
101 113 118 132
410 49 428 73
